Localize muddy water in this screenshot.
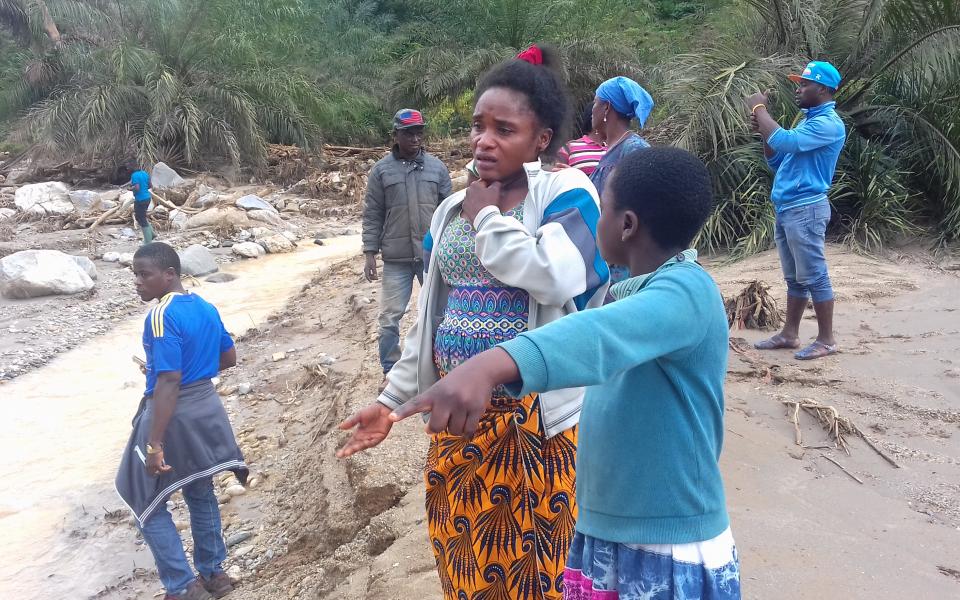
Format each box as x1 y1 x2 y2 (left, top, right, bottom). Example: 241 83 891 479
0 236 360 598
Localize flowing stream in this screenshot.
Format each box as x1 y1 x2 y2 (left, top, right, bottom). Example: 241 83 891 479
0 236 360 598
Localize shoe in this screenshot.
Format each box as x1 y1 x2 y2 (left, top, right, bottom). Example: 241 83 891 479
164 579 212 600
200 572 235 598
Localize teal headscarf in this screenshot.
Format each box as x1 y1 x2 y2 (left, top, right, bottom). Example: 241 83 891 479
596 77 654 127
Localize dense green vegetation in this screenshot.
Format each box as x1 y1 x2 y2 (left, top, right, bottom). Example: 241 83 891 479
1 0 958 252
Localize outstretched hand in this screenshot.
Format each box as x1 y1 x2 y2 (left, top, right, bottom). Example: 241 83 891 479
336 402 393 457
744 90 773 113
389 348 520 437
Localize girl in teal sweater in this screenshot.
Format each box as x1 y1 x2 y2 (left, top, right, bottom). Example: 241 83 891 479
392 146 740 599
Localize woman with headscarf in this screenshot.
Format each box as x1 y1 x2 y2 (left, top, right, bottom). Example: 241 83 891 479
589 76 655 283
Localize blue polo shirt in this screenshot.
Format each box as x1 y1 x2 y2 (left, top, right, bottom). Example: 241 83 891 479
131 170 152 202
767 101 846 213
142 292 234 396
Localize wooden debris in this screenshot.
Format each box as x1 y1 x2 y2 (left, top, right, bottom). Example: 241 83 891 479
820 453 864 484
725 281 783 330
782 397 900 468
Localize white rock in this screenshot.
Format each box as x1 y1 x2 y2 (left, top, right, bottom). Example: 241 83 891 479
258 234 295 254
102 252 121 263
249 227 272 239
238 382 252 395
185 207 250 230
99 199 118 211
151 162 187 188
281 231 298 242
70 255 98 280
247 209 283 227
234 545 254 557
226 565 242 580
68 190 100 213
195 192 221 209
178 244 219 276
169 209 189 231
232 242 266 259
0 249 95 299
235 194 276 212
118 253 135 266
0 208 15 220
225 484 246 497
14 182 74 216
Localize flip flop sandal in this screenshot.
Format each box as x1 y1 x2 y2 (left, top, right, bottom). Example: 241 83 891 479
794 341 838 360
754 335 802 350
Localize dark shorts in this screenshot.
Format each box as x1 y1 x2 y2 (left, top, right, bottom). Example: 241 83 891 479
134 199 150 227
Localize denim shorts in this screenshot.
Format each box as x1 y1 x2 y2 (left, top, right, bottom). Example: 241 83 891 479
774 200 834 303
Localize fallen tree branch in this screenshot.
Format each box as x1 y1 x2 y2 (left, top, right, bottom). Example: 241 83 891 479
820 453 864 484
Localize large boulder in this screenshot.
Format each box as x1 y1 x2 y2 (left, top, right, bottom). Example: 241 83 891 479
70 255 98 280
0 249 96 299
258 234 295 254
68 190 101 214
178 244 219 276
185 207 250 230
247 209 284 227
235 194 276 213
14 182 74 216
232 241 266 259
151 162 187 189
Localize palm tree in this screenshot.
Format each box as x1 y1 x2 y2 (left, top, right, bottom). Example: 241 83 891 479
390 0 646 110
666 0 960 255
2 0 322 169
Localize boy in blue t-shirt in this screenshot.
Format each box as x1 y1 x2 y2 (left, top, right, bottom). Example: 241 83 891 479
125 168 155 245
117 242 243 600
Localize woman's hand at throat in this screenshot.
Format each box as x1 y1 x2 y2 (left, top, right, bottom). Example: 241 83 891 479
462 170 528 224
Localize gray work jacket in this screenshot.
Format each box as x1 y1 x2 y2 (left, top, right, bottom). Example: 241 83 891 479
361 148 452 262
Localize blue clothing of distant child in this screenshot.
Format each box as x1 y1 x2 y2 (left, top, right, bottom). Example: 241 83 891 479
766 101 846 213
131 170 152 202
142 292 234 396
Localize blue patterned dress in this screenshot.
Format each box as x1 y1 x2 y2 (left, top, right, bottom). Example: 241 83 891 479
426 202 578 600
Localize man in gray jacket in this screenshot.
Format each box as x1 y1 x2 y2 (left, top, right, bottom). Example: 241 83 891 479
362 108 451 378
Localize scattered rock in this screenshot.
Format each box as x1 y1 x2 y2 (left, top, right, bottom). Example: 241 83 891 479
67 190 101 213
317 353 336 366
248 476 260 489
258 234 295 254
238 382 252 395
175 520 189 531
169 209 189 231
14 182 74 216
225 484 247 497
226 565 242 581
0 250 96 299
280 231 298 243
194 191 221 209
0 208 16 220
185 207 250 230
235 194 276 212
118 227 138 240
151 162 188 188
313 238 324 246
178 244 219 277
249 227 273 239
118 253 135 267
102 252 121 263
206 272 237 283
232 242 266 259
313 229 337 240
234 545 254 558
70 255 98 280
247 209 284 227
226 531 253 547
271 352 286 362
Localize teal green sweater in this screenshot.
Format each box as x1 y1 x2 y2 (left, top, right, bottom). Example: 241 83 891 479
500 253 730 544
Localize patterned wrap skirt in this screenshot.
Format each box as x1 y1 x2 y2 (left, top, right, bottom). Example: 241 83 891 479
426 284 578 600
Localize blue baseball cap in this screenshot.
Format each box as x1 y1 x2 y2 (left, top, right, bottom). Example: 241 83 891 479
789 61 841 90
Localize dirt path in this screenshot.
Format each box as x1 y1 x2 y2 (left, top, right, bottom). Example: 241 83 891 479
87 245 960 599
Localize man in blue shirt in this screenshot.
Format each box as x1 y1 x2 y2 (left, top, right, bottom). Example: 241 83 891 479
124 168 155 245
745 61 846 360
116 242 245 600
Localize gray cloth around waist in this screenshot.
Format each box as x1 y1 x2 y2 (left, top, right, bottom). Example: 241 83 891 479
115 379 247 526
